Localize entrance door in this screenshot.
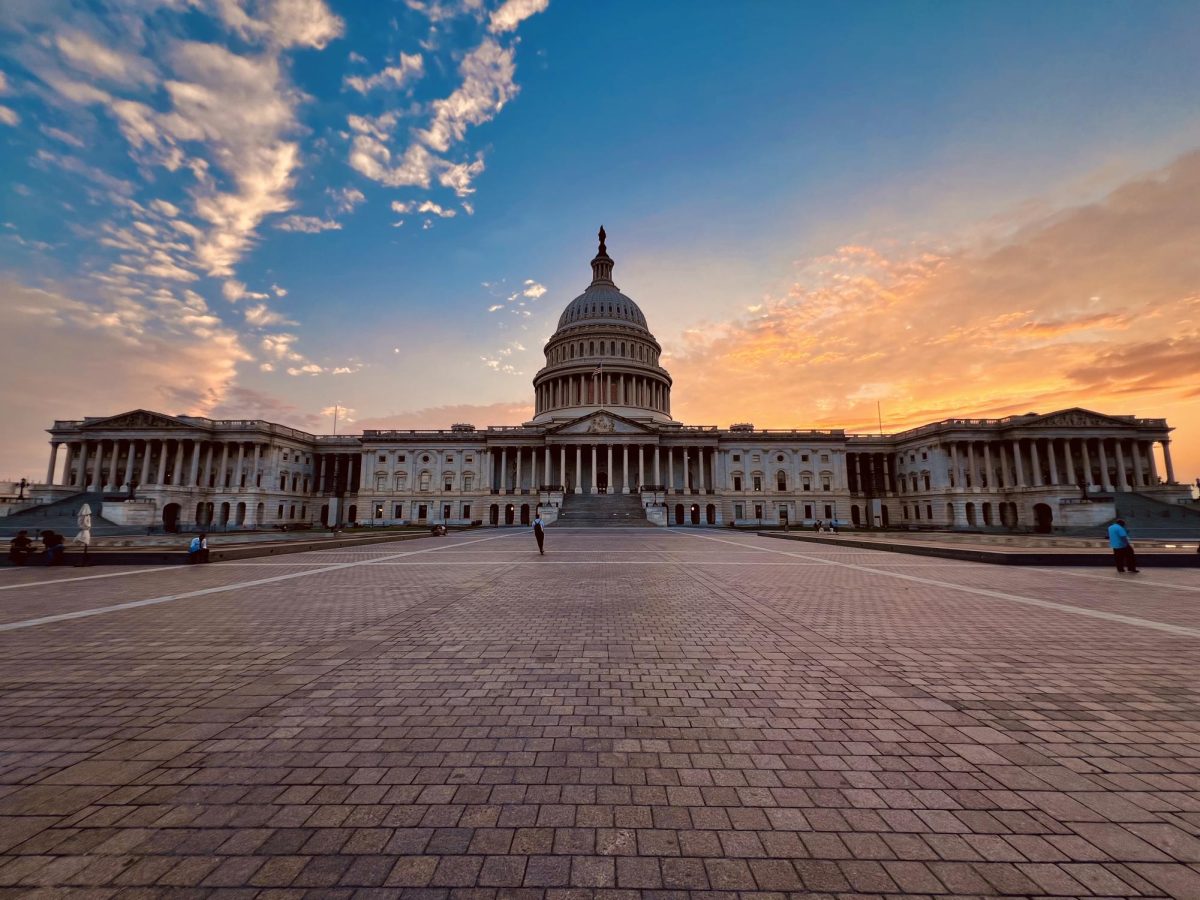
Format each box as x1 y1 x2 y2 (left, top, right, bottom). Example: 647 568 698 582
520 504 530 525
1034 503 1053 533
505 504 515 525
490 504 499 525
690 504 700 525
597 471 608 494
674 504 684 525
417 504 428 522
162 503 180 532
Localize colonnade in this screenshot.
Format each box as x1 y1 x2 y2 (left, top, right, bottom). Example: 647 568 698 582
534 371 670 416
487 444 714 494
313 452 361 496
50 438 286 493
893 436 1174 495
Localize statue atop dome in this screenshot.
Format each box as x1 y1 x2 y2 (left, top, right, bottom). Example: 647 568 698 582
598 225 606 254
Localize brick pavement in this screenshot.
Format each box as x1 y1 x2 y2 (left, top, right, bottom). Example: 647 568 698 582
1 527 1199 897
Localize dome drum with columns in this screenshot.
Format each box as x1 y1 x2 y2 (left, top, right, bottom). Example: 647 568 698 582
11 227 1187 535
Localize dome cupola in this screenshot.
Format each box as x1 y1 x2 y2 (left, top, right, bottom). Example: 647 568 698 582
531 227 673 425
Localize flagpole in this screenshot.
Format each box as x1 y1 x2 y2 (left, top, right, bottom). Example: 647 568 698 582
877 401 883 436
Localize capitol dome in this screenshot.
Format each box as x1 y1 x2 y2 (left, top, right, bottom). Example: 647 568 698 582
531 227 673 425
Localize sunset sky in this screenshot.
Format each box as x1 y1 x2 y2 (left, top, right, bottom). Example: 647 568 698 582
1 1 1198 483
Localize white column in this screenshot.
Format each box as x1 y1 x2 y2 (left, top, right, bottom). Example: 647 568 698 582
46 442 61 486
653 445 661 485
1131 440 1144 487
559 445 566 490
235 442 246 489
606 443 613 492
188 441 201 487
155 440 169 486
1080 439 1092 487
575 445 581 493
1097 440 1112 491
1162 440 1175 484
218 443 231 489
638 445 644 490
1062 438 1076 486
76 442 90 488
999 442 1011 489
515 446 523 494
667 446 674 493
501 447 509 493
949 442 960 490
544 445 551 489
173 440 186 486
590 444 597 492
983 443 993 492
622 444 629 493
967 441 979 490
1145 441 1158 483
106 440 122 491
1029 439 1042 487
202 442 215 488
359 449 372 492
122 441 136 490
90 441 105 492
139 440 153 487
1012 440 1025 487
1047 439 1059 486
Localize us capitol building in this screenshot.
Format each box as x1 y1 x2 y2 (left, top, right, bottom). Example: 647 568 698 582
23 229 1187 533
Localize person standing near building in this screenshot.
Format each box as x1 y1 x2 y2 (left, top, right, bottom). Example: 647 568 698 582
1107 519 1139 573
533 512 545 555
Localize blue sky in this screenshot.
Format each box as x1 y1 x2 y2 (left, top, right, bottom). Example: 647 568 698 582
1 0 1199 479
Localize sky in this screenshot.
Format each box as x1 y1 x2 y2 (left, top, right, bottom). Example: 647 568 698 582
0 0 1198 484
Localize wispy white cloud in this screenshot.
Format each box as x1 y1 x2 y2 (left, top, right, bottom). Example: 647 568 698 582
344 53 424 93
488 0 549 34
328 186 365 213
418 200 455 217
522 278 546 298
275 214 342 233
211 0 344 50
419 39 517 152
0 106 19 127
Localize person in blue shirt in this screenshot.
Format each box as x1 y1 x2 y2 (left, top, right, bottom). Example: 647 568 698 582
1107 519 1139 574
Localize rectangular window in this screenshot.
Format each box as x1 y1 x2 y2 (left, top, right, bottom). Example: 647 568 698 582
462 504 471 519
803 479 811 491
442 504 451 519
465 456 473 463
752 455 760 463
822 476 831 491
804 504 813 518
734 503 744 519
801 454 809 462
374 503 383 518
732 453 741 462
821 454 830 463
445 481 452 491
754 504 763 519
753 476 762 491
378 455 386 463
418 504 428 520
398 454 406 462
393 503 403 518
824 504 832 519
733 475 742 491
926 503 933 519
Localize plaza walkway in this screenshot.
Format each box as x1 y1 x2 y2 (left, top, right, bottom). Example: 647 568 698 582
1 528 1199 897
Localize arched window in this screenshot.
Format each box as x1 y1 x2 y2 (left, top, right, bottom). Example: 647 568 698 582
589 341 594 355
570 345 575 359
395 473 407 490
776 471 787 491
278 472 287 490
376 474 387 490
419 471 431 491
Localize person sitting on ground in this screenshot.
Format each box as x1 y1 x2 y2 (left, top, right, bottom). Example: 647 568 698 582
40 530 65 565
8 530 33 566
188 532 210 564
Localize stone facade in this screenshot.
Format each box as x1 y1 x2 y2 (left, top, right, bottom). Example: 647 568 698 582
25 230 1188 532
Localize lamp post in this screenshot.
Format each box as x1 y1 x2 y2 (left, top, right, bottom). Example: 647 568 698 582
17 478 27 501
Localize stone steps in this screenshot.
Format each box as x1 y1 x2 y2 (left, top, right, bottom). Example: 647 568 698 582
557 493 653 527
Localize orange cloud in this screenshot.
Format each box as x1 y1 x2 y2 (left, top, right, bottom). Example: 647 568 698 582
668 151 1200 481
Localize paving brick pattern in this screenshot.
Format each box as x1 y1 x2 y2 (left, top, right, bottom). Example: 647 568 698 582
1 528 1199 897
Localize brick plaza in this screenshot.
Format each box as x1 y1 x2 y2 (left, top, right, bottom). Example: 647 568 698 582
1 529 1199 897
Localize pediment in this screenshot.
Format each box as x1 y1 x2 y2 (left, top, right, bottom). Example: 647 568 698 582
81 409 194 430
1024 408 1134 429
549 411 657 436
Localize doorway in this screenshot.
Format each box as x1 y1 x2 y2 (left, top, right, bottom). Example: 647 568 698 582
1034 502 1053 533
162 502 180 532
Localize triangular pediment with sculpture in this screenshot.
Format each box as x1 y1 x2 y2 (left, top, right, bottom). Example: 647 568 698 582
1023 407 1137 429
80 409 195 430
547 410 659 436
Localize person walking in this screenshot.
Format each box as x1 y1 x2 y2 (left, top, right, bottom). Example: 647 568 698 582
1107 518 1139 573
533 512 546 555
